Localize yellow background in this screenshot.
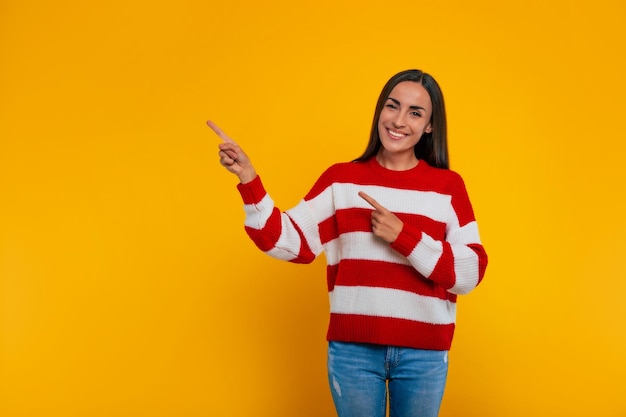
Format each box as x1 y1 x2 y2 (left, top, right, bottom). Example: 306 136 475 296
1 0 625 416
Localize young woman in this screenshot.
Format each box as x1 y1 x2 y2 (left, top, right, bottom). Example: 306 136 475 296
209 69 488 417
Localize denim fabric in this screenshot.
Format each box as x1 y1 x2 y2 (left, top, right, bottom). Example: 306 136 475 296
327 341 448 417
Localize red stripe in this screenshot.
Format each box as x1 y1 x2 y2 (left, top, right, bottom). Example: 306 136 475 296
326 260 455 301
400 213 446 241
469 243 488 284
320 209 448 248
244 208 282 252
327 314 455 351
430 241 456 290
319 208 371 244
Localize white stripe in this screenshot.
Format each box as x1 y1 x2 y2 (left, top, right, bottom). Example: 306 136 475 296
305 186 335 223
325 231 410 267
243 194 275 230
447 221 481 245
265 245 298 262
336 183 452 221
304 183 453 223
408 233 443 278
329 285 456 325
259 211 304 261
449 246 480 295
286 201 324 255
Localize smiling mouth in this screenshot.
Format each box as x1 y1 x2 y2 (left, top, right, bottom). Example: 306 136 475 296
387 128 408 139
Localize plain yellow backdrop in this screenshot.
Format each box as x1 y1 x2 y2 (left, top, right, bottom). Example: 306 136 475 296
1 0 625 416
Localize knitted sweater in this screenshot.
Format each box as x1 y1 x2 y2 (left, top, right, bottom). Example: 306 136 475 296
236 157 488 351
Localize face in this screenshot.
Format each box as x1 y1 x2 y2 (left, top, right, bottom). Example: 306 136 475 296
377 81 433 160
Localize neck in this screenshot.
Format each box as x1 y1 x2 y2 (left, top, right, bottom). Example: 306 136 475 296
376 150 419 171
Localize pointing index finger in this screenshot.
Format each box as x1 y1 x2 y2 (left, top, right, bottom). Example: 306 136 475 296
358 191 385 211
206 120 235 144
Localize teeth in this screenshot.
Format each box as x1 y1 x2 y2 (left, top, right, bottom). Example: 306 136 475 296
388 129 406 139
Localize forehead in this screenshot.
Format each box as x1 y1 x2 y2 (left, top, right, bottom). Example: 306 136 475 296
388 81 432 110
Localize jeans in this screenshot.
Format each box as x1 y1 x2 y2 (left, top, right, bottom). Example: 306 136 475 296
327 341 448 417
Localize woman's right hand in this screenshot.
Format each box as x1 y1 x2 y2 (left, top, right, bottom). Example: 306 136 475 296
207 120 257 184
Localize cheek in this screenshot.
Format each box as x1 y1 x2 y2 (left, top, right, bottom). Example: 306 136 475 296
410 120 430 133
421 117 433 132
377 116 386 132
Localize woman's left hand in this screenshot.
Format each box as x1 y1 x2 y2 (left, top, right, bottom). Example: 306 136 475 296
358 191 403 244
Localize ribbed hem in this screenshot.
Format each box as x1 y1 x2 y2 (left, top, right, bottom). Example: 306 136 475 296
326 314 454 351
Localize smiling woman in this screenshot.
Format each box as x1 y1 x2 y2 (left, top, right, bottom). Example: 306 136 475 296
355 70 449 171
3 0 625 416
210 69 488 417
376 81 433 170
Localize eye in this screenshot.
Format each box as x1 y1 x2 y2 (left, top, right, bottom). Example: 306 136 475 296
385 103 397 110
410 111 422 117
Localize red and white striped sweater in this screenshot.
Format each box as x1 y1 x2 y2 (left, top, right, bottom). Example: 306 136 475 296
236 157 488 351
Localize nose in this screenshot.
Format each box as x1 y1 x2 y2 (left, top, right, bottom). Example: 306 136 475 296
392 111 406 128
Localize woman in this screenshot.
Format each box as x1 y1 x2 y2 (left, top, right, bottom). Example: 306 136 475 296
209 69 488 417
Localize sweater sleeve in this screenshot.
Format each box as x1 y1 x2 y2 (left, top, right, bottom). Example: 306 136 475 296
390 175 488 295
236 175 322 264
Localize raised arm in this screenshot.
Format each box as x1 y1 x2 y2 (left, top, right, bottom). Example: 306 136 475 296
207 121 320 264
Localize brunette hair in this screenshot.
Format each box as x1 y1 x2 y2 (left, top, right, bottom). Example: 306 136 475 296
354 69 449 169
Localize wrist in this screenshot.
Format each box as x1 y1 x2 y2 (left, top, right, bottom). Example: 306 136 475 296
238 169 257 184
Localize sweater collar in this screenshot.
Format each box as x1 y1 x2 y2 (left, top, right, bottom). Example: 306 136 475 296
367 156 426 177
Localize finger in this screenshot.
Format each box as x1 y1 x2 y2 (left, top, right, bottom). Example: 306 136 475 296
218 144 238 160
206 120 235 144
219 149 238 161
358 191 386 211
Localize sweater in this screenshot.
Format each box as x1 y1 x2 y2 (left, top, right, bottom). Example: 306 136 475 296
236 157 488 351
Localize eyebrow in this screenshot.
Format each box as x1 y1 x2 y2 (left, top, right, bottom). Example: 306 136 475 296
386 97 426 112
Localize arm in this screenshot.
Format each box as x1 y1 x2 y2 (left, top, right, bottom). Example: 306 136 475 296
237 176 320 263
392 220 487 295
208 121 320 264
394 178 487 295
359 182 487 296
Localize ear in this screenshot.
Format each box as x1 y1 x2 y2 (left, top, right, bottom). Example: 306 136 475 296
425 123 433 134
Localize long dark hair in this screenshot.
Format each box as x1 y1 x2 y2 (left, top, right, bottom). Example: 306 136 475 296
354 69 449 169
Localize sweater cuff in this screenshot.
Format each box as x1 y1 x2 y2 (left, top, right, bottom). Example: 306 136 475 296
390 223 422 257
236 175 266 204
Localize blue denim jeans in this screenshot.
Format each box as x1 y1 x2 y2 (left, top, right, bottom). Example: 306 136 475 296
327 341 448 417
